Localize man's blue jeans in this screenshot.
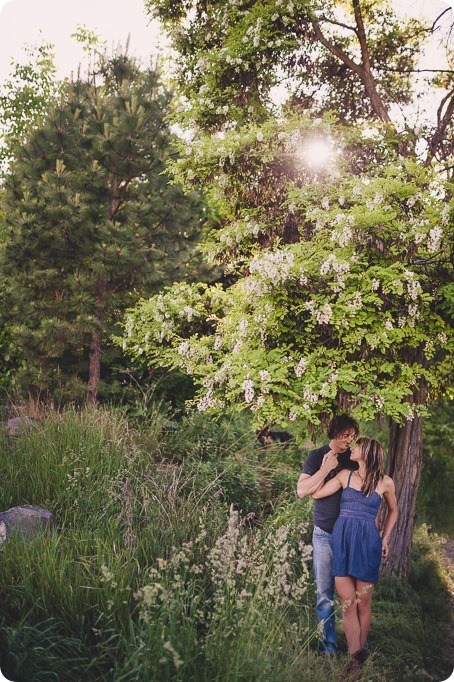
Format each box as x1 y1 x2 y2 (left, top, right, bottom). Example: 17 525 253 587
312 526 337 655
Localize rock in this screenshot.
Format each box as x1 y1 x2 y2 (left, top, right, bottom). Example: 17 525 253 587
4 416 39 437
0 505 57 545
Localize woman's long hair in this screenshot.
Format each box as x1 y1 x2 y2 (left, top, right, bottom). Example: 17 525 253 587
356 437 384 497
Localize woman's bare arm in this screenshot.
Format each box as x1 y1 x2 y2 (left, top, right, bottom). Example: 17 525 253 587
311 473 344 499
381 476 398 557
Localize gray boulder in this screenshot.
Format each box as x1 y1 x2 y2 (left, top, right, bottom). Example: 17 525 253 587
4 416 39 437
0 505 57 545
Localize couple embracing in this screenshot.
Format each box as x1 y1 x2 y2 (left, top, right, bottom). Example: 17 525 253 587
297 414 398 679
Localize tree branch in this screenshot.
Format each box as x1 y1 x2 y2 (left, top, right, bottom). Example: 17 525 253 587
430 8 452 34
319 15 358 35
426 89 454 164
352 0 371 74
375 67 454 74
310 20 364 78
311 5 392 124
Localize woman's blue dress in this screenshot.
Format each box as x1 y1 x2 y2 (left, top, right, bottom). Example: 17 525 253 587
332 472 383 583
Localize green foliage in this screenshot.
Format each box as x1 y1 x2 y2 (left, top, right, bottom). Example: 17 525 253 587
0 40 58 176
119 117 453 436
1 50 207 403
416 403 454 533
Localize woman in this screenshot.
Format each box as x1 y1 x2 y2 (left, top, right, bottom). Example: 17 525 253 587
312 437 397 678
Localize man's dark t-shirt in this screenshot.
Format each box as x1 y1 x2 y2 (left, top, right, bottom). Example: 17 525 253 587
302 444 358 533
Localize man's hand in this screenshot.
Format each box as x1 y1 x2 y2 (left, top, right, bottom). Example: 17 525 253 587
320 450 339 473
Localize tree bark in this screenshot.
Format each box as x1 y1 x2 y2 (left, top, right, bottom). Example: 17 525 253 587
87 329 102 405
87 279 107 405
380 415 423 578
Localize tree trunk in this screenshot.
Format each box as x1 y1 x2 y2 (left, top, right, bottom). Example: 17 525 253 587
87 279 107 405
380 415 423 579
87 329 102 404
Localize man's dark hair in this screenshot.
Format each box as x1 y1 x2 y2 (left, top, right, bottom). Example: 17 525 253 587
327 414 359 439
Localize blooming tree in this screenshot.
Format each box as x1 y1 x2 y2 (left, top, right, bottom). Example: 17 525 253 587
120 0 454 577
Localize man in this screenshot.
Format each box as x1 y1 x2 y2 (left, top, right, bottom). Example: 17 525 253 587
297 414 359 656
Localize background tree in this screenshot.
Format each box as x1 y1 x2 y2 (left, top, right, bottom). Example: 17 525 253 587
1 49 207 404
0 39 58 177
118 0 454 578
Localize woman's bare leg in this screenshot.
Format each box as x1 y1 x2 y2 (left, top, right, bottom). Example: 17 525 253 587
355 580 374 649
335 576 361 653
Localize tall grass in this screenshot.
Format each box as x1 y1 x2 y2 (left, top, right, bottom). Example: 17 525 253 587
0 406 450 681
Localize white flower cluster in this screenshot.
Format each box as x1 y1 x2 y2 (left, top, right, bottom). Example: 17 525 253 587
250 395 265 411
239 319 249 337
249 250 295 283
440 205 450 226
243 15 263 48
407 304 419 324
303 387 318 404
294 357 308 377
213 360 232 385
242 379 255 403
320 253 350 276
365 193 384 210
259 370 271 393
404 271 422 301
125 315 134 337
427 226 443 254
407 192 422 208
371 394 385 410
320 371 338 397
330 213 355 247
241 277 269 299
178 341 190 355
197 388 218 412
346 292 363 310
316 303 333 325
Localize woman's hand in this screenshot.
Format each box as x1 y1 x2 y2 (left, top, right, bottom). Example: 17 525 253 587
382 538 389 558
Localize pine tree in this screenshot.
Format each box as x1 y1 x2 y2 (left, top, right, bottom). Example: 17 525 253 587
1 51 205 403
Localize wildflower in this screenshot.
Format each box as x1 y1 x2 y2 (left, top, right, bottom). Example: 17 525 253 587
163 641 183 669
